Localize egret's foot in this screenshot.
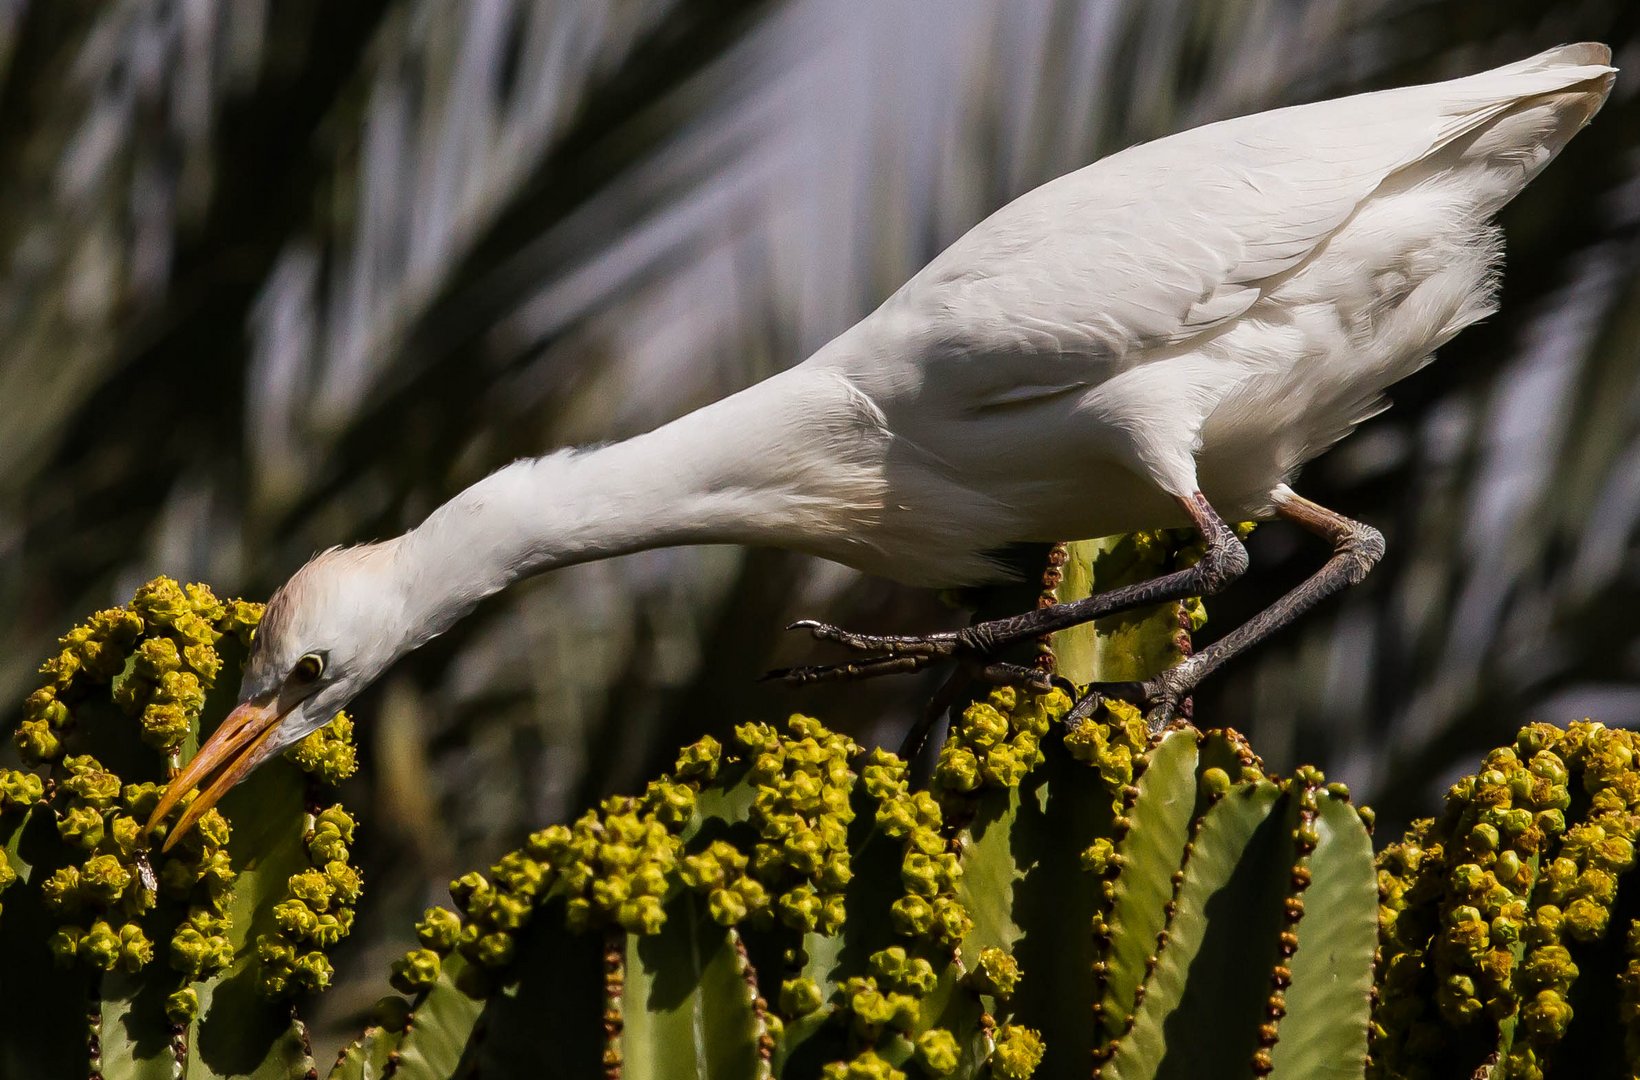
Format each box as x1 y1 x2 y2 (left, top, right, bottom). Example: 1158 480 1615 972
973 660 1056 693
770 618 1058 692
1066 671 1190 734
786 619 964 658
774 496 1249 693
766 647 1052 694
764 652 937 686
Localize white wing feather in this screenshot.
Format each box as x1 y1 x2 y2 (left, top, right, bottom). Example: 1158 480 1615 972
874 43 1613 403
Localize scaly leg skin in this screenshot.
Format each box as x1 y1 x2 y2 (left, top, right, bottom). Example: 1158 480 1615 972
766 491 1249 687
1074 485 1384 732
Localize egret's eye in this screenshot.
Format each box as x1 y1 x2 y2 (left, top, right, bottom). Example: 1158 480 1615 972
292 653 325 685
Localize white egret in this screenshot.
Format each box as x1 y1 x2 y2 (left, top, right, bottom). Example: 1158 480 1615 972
151 43 1614 848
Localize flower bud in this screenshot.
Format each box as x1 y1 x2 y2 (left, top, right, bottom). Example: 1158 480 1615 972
58 806 105 850
390 948 442 993
780 976 824 1017
916 1029 961 1076
79 920 120 971
972 947 1022 998
165 988 200 1024
416 907 463 953
992 1024 1046 1079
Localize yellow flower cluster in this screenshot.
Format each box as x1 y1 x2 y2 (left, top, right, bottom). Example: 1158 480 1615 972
914 1028 961 1075
991 1024 1046 1079
1372 721 1640 1079
123 580 243 756
6 578 365 1023
391 736 727 994
553 783 697 934
286 714 359 784
933 686 1065 799
257 806 362 996
1062 697 1150 798
41 759 204 975
18 607 140 763
17 578 257 764
842 690 1055 1079
380 695 1069 1079
778 975 824 1016
820 1049 905 1080
861 743 966 949
725 716 859 933
970 946 1022 999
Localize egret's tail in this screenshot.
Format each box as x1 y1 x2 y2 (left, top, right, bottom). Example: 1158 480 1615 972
1414 43 1615 214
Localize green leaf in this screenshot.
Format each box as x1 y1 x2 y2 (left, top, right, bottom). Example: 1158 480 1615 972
1268 793 1375 1080
954 785 1026 958
1103 781 1285 1080
98 971 182 1080
1098 730 1199 1043
390 953 487 1080
327 1024 403 1080
184 757 318 1080
618 893 765 1080
453 906 604 1078
686 759 757 840
957 735 1121 1077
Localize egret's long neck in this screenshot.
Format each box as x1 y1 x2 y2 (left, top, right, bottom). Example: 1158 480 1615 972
392 364 885 642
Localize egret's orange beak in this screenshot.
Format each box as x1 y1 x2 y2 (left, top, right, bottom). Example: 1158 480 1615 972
145 697 288 852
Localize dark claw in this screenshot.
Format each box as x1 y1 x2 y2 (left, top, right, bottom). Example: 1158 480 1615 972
972 660 1054 693
1144 700 1182 734
1064 679 1167 728
779 615 962 657
1067 677 1188 735
1047 675 1081 700
763 653 933 686
1064 688 1105 727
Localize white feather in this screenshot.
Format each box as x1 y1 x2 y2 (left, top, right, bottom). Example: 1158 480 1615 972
249 44 1614 721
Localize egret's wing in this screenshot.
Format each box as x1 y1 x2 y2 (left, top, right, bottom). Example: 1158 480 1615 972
881 43 1612 406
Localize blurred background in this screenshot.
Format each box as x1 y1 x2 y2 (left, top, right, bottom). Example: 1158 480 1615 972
1 0 1637 1045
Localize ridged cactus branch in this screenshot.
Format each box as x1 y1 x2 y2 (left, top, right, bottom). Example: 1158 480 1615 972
1051 532 1213 686
616 900 770 1078
0 546 1422 1080
385 953 487 1078
1270 787 1377 1077
1093 727 1200 1050
327 1022 402 1080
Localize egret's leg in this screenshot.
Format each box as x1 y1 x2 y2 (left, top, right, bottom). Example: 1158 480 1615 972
1085 486 1383 730
768 492 1248 683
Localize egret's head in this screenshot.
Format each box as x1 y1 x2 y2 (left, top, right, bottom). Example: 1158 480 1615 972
147 543 405 850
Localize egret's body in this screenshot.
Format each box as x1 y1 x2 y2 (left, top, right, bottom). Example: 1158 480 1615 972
151 44 1614 845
